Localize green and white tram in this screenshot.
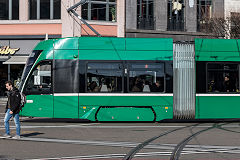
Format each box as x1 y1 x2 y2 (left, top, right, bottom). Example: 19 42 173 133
19 37 240 121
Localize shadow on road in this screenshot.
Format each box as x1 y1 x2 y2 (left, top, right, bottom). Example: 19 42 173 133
21 132 44 137
21 117 91 123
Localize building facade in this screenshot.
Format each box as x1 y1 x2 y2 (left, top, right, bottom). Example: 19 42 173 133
61 0 125 37
125 0 234 41
0 0 125 96
224 0 240 18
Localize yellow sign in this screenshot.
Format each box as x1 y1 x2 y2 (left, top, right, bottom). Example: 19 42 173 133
0 46 20 55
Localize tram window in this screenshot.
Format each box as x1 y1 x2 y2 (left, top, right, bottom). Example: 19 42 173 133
20 50 42 88
24 61 52 95
128 62 165 92
207 63 239 93
87 62 123 93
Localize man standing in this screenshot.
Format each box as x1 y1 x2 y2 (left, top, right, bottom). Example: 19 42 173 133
3 81 21 139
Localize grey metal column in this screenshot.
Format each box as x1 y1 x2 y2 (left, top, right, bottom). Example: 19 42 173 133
173 43 195 119
139 0 142 18
88 1 91 20
37 0 40 19
8 64 10 81
146 0 149 18
50 0 54 19
9 0 12 20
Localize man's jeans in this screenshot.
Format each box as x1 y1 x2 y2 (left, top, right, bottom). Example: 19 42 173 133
4 109 21 136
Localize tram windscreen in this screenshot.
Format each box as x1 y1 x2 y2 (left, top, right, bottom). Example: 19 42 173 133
19 50 42 91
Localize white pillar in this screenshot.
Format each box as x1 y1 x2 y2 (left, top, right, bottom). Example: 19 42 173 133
117 0 125 37
126 0 137 30
61 0 81 38
19 0 28 22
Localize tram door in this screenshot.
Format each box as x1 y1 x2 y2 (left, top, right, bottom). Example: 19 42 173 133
53 50 79 118
173 43 195 119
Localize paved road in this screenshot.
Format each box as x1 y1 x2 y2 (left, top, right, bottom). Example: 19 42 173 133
0 102 240 160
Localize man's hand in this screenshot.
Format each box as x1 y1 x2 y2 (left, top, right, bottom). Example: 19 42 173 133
9 111 13 114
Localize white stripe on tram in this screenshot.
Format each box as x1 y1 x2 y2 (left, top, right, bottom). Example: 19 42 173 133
54 93 173 97
197 94 240 96
52 93 240 97
54 93 78 96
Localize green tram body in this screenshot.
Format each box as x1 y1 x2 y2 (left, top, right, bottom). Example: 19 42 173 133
195 39 240 119
19 37 240 121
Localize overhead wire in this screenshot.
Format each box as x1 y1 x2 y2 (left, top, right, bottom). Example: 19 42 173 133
61 0 90 36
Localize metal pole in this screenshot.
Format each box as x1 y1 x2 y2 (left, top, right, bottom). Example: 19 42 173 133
9 0 12 20
8 64 10 81
67 0 87 12
50 0 54 19
106 0 109 21
37 0 40 19
71 10 101 37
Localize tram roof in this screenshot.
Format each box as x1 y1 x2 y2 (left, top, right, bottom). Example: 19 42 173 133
34 37 173 51
33 37 240 62
195 39 240 61
33 37 174 61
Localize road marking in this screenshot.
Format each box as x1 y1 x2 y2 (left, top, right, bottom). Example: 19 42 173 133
1 134 239 160
28 153 167 160
3 136 240 151
28 148 240 160
0 116 29 122
0 124 239 130
0 123 99 130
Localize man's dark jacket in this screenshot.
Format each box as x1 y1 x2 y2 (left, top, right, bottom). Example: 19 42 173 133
5 87 21 114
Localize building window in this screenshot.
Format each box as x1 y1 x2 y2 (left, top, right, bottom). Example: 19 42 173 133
137 0 154 30
29 0 61 20
0 0 19 20
167 0 184 31
82 0 117 22
207 63 239 93
197 0 212 31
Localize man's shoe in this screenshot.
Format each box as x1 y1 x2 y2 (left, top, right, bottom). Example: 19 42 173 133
12 135 20 139
3 134 11 138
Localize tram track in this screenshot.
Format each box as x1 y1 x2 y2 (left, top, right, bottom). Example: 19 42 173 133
170 121 240 160
123 122 240 160
122 123 201 160
170 123 222 160
216 125 240 134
